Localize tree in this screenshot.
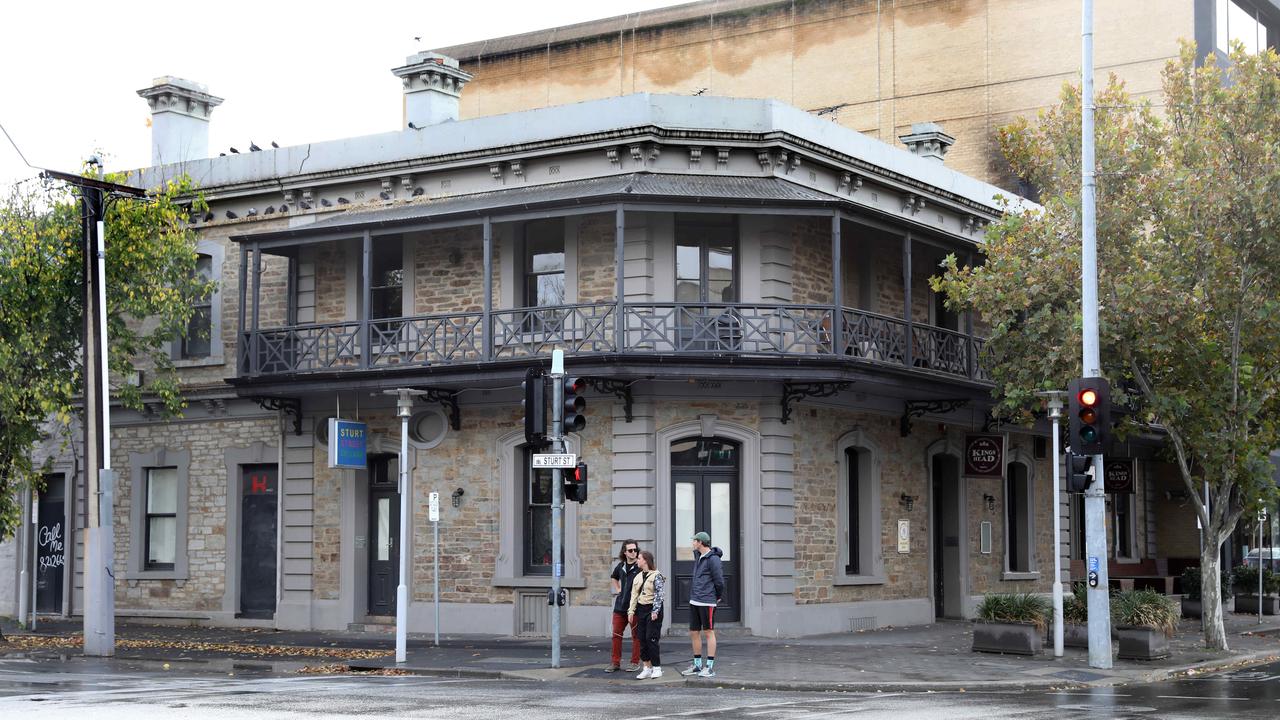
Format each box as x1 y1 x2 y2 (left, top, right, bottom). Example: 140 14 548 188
932 43 1280 650
0 170 210 541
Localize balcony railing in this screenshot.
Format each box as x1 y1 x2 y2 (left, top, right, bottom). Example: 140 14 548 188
240 302 990 382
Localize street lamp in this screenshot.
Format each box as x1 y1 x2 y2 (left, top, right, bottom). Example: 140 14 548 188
1039 390 1067 659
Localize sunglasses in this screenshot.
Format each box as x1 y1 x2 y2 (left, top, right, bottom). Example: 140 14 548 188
625 548 639 553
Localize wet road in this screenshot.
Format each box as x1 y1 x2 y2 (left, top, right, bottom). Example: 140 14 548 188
1 656 1278 719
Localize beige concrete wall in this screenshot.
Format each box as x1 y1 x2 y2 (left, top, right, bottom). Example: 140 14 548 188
449 0 1191 189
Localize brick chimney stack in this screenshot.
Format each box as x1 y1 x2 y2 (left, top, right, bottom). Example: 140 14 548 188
392 52 472 128
136 77 223 166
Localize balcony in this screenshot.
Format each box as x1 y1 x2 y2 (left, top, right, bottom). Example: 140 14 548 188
238 302 989 383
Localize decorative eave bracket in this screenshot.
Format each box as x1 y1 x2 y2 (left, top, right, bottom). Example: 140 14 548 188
421 388 461 431
900 398 969 437
781 382 851 424
584 377 634 423
255 396 302 435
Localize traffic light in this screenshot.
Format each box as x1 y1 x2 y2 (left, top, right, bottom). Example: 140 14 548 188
523 367 547 447
1067 453 1095 493
562 376 586 432
565 462 588 503
1068 377 1111 456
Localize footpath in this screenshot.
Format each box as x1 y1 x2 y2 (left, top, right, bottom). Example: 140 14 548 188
3 616 1279 692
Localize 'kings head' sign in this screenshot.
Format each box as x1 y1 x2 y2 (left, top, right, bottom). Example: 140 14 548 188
964 434 1006 478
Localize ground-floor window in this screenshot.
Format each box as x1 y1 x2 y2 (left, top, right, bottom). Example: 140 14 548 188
1112 491 1137 559
1071 493 1085 561
1005 462 1033 573
145 467 178 570
523 446 558 575
836 432 881 581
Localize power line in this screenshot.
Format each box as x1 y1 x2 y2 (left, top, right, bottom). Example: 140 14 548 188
0 119 35 169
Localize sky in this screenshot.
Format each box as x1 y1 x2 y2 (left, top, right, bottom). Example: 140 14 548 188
0 0 686 189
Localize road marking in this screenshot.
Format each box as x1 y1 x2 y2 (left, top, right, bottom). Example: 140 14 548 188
1155 695 1249 701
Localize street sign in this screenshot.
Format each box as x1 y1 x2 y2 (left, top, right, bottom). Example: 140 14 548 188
327 418 368 469
532 453 577 468
429 491 440 522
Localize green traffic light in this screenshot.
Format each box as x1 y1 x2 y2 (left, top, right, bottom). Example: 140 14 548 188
1080 426 1098 443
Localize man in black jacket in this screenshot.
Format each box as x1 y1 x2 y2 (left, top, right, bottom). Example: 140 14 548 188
680 531 724 678
606 539 643 672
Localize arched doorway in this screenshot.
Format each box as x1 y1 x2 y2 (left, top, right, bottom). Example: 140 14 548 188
670 437 741 624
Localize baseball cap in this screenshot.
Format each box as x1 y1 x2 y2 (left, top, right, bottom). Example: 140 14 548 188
692 531 711 544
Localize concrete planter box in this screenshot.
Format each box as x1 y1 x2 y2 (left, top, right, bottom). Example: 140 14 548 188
1233 594 1280 615
973 621 1043 656
1063 623 1089 648
1116 625 1170 660
1181 597 1201 618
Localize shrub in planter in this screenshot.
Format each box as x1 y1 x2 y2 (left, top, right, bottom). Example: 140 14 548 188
1233 565 1280 614
1112 589 1178 660
1180 566 1233 618
973 593 1050 655
1062 582 1089 647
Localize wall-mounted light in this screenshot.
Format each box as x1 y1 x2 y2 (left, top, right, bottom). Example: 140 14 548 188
451 487 465 508
448 248 463 265
899 493 917 512
983 494 996 512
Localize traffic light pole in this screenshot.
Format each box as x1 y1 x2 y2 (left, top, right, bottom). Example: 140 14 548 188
1081 0 1113 670
549 350 565 669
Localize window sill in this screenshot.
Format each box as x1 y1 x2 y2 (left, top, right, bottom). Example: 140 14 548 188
125 570 189 583
492 576 586 589
834 574 886 586
172 356 225 369
1001 571 1041 582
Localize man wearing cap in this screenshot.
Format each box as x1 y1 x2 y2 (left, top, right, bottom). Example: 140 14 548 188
680 531 725 678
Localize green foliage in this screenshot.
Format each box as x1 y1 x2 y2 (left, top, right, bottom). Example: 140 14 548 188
933 41 1280 649
1181 565 1232 601
1230 565 1279 595
976 592 1052 632
1111 589 1180 636
0 171 209 540
1063 582 1088 624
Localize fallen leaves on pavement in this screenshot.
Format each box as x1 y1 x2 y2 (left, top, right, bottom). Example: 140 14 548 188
2 634 392 660
297 663 410 676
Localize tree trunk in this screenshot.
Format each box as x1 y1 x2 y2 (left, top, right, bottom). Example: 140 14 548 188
1200 545 1228 650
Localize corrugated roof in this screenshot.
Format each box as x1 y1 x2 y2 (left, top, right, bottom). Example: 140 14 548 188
235 173 838 244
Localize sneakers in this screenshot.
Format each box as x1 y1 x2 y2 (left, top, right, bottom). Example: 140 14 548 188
650 667 663 679
679 663 701 676
625 663 641 672
605 665 620 673
636 667 652 679
697 666 716 678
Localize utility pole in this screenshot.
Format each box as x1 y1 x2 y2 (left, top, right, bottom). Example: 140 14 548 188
41 164 144 658
386 388 430 664
549 349 565 668
1080 0 1113 670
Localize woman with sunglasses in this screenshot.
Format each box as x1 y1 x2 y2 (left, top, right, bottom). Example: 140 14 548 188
627 550 666 679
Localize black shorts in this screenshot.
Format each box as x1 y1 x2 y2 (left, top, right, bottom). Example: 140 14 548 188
689 604 716 631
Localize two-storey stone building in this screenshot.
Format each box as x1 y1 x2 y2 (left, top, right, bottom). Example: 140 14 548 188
13 0 1275 635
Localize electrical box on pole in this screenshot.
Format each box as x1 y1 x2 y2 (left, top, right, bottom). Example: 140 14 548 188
1068 377 1111 456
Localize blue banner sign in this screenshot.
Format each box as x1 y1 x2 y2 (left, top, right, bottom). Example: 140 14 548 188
328 418 368 469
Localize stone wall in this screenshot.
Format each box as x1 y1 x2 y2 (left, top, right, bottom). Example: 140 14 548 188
790 216 833 307
414 226 489 315
575 213 617 304
111 414 278 611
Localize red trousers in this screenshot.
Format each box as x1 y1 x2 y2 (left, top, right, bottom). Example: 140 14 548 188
611 611 641 666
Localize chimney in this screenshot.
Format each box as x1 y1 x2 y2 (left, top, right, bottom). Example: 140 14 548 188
392 52 472 128
898 122 955 163
136 77 223 166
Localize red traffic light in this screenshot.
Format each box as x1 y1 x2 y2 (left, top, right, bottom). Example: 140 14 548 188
1079 388 1099 407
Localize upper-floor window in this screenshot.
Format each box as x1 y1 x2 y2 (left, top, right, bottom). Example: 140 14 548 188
676 215 737 304
179 253 213 359
522 219 565 308
370 237 404 320
1218 0 1272 54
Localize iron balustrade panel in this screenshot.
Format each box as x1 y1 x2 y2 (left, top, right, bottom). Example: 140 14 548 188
840 308 910 365
249 321 362 375
910 324 972 378
623 303 834 355
971 337 993 382
490 303 616 360
368 313 484 368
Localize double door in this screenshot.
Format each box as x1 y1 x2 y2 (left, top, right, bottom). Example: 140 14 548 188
671 438 741 624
